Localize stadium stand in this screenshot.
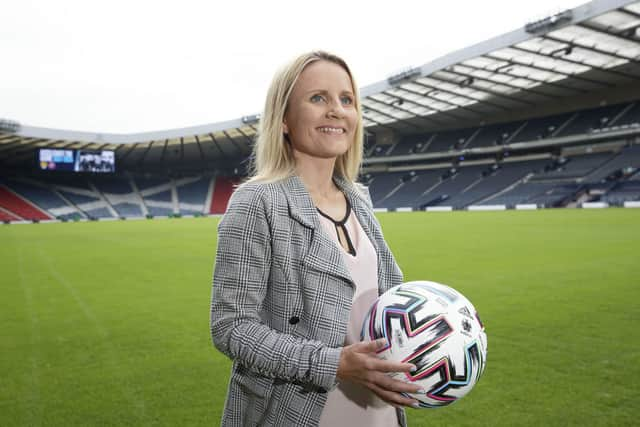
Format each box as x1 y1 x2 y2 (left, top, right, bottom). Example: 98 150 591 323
600 181 640 205
556 104 633 136
0 184 52 221
509 112 576 142
450 160 550 208
1 103 638 218
412 165 487 209
1 99 638 218
529 152 615 181
3 179 69 215
582 145 640 182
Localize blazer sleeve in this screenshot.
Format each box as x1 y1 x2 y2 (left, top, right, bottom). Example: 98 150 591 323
210 184 341 390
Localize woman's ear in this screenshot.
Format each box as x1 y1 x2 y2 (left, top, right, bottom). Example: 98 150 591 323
283 121 289 135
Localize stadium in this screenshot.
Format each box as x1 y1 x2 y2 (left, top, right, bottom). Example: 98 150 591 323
1 0 638 425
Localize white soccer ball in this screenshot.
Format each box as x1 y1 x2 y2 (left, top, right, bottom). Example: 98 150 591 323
361 280 487 408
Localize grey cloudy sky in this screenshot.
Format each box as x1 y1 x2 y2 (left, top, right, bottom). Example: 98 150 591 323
0 0 586 133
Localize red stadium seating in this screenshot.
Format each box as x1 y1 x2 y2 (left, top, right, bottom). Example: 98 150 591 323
209 177 239 214
0 185 52 221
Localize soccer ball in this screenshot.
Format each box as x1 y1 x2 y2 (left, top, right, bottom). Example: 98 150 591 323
361 280 487 408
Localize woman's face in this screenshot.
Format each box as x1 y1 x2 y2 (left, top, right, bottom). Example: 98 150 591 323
283 60 357 162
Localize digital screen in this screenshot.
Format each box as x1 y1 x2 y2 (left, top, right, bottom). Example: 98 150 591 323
38 149 116 173
75 150 115 173
39 149 75 171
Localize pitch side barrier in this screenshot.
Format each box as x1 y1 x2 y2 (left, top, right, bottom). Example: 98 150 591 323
368 203 640 213
0 214 223 225
4 204 639 224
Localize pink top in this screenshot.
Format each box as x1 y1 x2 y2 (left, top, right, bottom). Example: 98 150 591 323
317 207 399 427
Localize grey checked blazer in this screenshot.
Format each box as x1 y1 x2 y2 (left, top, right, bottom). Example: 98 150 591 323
210 174 406 427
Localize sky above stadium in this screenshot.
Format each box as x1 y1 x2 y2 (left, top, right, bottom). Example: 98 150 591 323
1 0 587 134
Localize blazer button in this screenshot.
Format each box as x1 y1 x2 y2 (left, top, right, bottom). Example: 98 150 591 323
289 316 300 325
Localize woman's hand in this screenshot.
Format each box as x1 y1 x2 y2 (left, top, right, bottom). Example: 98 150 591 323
336 338 423 408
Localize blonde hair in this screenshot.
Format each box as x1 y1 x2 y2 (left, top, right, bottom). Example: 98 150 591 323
247 51 364 184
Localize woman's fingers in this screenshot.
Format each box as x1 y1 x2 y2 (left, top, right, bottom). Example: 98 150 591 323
353 339 417 373
352 338 387 353
367 381 420 408
373 372 423 394
338 339 424 404
372 358 417 374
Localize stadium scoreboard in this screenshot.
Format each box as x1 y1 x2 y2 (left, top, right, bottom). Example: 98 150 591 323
38 148 116 173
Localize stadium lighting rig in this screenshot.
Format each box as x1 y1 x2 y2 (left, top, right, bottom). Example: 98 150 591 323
525 9 573 34
0 118 21 133
387 67 422 86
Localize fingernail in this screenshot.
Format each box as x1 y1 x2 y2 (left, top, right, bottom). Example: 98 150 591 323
411 402 421 409
409 364 418 372
417 388 426 394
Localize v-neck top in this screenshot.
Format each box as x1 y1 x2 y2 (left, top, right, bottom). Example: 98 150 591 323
316 194 356 257
317 203 399 427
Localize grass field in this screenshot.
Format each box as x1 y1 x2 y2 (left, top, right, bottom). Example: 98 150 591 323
1 209 639 426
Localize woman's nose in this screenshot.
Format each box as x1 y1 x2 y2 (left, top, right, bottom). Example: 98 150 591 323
327 98 345 118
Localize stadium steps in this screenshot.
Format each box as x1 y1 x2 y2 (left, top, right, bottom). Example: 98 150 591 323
420 134 437 153
506 121 528 144
566 192 593 208
459 175 484 195
553 112 579 137
170 179 179 214
87 180 118 218
129 177 149 216
0 206 22 222
461 128 482 149
0 185 52 221
210 176 238 214
378 181 406 204
609 102 636 126
418 178 445 200
204 177 215 215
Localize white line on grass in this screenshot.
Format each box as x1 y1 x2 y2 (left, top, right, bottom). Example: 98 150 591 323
34 245 149 423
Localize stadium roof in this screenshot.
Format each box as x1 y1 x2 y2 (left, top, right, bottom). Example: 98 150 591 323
361 0 640 132
1 0 639 169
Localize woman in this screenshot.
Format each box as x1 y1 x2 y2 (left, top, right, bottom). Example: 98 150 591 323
211 51 421 427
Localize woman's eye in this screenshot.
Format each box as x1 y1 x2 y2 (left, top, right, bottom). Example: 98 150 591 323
310 94 324 103
341 96 353 105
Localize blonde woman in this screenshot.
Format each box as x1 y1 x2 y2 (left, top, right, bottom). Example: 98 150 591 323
211 51 421 427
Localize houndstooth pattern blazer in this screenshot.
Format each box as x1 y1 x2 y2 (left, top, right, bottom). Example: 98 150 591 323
210 174 406 427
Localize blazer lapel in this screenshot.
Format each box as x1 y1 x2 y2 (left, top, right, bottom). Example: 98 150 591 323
281 176 354 287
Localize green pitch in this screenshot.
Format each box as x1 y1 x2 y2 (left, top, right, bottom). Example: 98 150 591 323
1 209 638 426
